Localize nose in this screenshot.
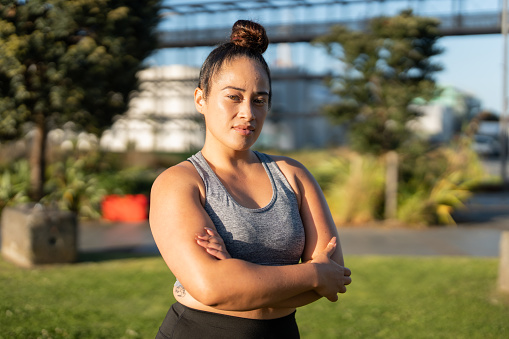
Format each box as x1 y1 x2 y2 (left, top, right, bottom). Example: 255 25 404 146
238 101 255 121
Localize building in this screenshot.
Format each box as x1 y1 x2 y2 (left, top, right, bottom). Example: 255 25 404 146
100 64 345 152
409 85 482 142
259 67 345 150
100 65 204 153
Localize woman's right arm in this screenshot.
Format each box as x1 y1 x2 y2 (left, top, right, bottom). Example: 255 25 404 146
149 163 349 312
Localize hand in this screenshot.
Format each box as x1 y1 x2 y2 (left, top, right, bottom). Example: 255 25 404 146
196 227 231 260
311 237 352 302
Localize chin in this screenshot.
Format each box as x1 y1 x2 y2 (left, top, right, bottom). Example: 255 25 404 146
231 141 256 152
227 137 258 151
234 145 254 152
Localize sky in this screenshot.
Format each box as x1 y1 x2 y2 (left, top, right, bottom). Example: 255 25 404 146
435 34 503 114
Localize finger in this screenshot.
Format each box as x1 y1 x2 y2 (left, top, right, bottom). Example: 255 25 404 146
202 228 223 242
195 238 210 248
207 236 222 245
196 235 211 242
344 276 352 285
324 237 337 258
196 238 224 252
196 234 218 244
196 237 226 253
344 267 352 277
197 235 223 247
204 241 225 252
196 227 217 238
326 294 339 302
195 231 211 240
206 248 227 260
206 248 230 260
204 227 218 236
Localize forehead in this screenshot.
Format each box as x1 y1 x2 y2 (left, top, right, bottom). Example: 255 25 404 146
213 57 270 90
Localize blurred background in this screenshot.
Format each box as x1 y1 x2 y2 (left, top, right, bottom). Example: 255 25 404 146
1 0 507 226
1 1 509 338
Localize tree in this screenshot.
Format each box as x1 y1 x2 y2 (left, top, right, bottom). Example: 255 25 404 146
0 0 161 200
315 10 443 155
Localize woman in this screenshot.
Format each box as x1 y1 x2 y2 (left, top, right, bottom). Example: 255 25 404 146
150 20 351 339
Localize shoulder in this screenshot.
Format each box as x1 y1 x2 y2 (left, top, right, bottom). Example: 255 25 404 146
151 160 204 203
266 154 312 181
263 154 318 205
152 160 200 189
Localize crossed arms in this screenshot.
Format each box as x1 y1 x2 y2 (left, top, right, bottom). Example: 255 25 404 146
149 156 351 312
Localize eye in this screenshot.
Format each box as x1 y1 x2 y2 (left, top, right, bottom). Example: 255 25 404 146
227 95 241 101
253 98 267 105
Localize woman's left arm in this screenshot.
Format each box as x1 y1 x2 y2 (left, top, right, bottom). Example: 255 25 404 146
269 156 347 308
196 156 349 308
274 155 344 266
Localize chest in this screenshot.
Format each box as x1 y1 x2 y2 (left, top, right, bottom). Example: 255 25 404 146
214 164 273 209
204 184 305 265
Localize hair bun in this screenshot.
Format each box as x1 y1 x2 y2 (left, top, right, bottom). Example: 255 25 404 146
230 20 269 54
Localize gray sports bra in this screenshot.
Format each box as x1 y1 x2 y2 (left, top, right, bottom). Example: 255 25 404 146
188 151 305 266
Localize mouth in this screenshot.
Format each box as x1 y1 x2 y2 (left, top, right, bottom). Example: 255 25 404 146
233 125 255 136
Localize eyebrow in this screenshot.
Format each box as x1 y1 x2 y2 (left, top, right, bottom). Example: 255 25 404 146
221 86 269 96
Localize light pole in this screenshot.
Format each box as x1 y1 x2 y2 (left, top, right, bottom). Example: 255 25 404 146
502 0 508 186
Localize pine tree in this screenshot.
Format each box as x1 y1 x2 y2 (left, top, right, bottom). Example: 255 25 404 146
0 0 161 200
315 10 443 155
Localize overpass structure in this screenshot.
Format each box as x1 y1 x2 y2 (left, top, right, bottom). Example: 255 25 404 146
113 0 505 155
157 0 503 48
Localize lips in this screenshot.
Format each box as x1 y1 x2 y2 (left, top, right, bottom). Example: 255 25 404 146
233 125 255 136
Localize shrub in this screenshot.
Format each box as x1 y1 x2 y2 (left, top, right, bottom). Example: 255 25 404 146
0 160 30 215
289 141 487 226
43 152 160 219
322 151 385 224
398 136 486 225
43 156 108 219
95 167 158 197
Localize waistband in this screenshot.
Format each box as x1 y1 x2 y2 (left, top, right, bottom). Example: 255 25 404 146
174 302 297 325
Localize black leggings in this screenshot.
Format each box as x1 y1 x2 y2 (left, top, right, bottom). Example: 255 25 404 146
155 302 300 339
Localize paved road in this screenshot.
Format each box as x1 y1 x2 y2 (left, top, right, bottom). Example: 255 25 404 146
78 190 509 258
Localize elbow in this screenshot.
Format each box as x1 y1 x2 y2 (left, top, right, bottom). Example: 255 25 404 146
186 276 226 307
194 288 222 308
190 278 253 311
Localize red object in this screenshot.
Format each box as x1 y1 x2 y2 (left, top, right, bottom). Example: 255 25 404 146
101 194 148 222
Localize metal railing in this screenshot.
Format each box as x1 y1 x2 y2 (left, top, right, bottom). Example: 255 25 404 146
157 11 501 48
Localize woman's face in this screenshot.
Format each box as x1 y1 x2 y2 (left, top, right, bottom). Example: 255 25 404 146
195 56 270 152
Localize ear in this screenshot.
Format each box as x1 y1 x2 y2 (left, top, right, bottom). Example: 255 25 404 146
194 87 205 114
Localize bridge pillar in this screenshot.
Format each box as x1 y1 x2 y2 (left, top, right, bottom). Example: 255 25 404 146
498 231 509 294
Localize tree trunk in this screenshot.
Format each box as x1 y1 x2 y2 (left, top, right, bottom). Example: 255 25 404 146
384 151 398 220
29 117 47 201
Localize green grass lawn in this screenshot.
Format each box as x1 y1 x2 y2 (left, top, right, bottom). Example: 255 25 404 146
1 254 508 339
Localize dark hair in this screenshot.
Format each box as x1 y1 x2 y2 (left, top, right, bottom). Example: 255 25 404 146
197 20 272 106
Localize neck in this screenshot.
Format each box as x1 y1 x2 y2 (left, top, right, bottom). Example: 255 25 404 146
201 143 257 171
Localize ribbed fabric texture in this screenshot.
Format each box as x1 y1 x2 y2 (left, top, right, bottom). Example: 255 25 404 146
188 151 305 266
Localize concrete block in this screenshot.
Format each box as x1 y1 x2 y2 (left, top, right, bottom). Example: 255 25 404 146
498 231 509 294
1 204 77 267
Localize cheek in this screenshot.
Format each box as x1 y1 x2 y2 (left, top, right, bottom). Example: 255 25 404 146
256 107 268 121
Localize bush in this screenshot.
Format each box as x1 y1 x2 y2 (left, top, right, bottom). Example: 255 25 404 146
43 151 160 219
0 160 30 215
95 167 158 197
398 136 486 225
322 151 385 224
287 140 487 226
43 156 108 219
